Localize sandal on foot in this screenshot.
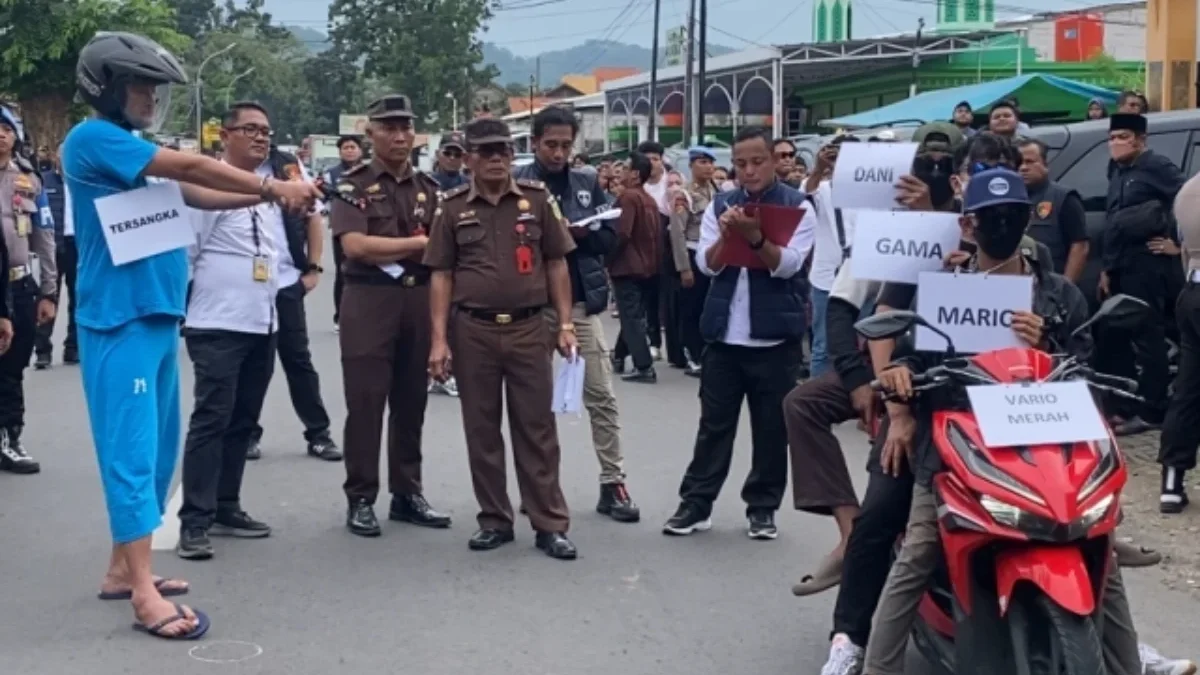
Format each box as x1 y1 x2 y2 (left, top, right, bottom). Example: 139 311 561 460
98 577 190 600
132 603 210 640
792 554 844 597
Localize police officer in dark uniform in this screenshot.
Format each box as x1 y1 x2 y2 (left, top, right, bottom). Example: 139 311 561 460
431 132 468 191
332 94 451 537
0 104 55 474
1016 138 1090 281
424 117 580 560
33 144 75 368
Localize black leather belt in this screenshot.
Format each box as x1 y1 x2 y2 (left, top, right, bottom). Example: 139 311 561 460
345 273 429 287
461 306 543 325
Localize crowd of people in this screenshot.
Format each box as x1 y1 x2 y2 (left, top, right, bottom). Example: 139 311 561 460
0 27 1197 675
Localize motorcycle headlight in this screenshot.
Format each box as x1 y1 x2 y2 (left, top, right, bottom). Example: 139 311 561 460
1078 438 1118 503
947 421 1045 506
979 493 1026 529
1075 493 1115 531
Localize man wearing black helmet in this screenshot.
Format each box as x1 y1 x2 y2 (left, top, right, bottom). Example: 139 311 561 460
63 31 320 640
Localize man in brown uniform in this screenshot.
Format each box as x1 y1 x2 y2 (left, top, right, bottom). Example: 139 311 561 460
424 117 580 561
330 94 452 537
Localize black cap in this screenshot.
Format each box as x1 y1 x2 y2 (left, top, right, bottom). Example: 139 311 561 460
1110 113 1148 134
367 94 414 120
954 100 972 111
440 131 466 150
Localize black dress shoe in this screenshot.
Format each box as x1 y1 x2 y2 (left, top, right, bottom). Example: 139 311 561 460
33 352 51 370
597 483 640 523
389 494 452 528
63 345 79 365
621 367 657 384
245 442 262 461
346 500 381 537
535 531 577 560
468 528 515 550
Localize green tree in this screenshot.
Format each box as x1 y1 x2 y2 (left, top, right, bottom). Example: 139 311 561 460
0 0 188 147
1087 53 1144 92
303 51 363 131
327 0 499 130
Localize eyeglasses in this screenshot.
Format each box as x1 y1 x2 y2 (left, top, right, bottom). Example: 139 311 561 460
228 125 273 139
776 151 796 159
475 143 512 158
442 148 463 158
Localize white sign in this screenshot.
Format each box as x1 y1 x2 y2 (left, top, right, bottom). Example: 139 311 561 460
967 381 1109 448
571 208 622 231
830 141 918 212
338 114 369 136
850 211 961 284
915 271 1033 353
94 181 194 266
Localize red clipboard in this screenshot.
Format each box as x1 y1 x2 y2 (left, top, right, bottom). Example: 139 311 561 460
717 203 805 269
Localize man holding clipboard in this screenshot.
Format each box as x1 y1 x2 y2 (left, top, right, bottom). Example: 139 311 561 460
63 32 320 640
663 126 815 541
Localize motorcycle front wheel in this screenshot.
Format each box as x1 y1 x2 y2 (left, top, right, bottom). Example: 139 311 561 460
1015 591 1105 675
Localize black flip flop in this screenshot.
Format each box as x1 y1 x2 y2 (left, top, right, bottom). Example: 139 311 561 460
98 577 190 601
132 603 210 640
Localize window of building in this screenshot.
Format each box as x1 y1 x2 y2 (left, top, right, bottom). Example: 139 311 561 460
943 0 959 23
964 0 980 22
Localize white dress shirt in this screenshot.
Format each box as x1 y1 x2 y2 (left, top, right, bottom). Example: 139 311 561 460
185 201 281 334
807 181 859 292
694 194 816 348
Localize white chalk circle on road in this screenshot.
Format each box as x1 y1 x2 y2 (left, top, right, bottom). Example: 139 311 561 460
187 641 264 664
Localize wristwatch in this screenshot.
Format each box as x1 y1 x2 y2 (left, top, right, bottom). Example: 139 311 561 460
559 323 576 333
749 234 767 251
306 263 324 274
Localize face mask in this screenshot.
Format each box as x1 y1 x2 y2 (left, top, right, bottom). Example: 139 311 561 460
913 155 955 207
972 207 1027 261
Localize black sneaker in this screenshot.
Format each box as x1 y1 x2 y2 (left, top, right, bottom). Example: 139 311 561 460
747 511 778 540
621 367 657 384
210 510 272 538
308 438 342 462
176 528 214 560
1161 466 1190 514
611 355 626 375
596 483 641 522
62 345 79 365
33 352 51 370
684 362 702 378
662 502 712 536
0 428 40 475
245 442 262 461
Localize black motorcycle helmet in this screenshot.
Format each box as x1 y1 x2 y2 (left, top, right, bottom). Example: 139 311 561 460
76 32 188 132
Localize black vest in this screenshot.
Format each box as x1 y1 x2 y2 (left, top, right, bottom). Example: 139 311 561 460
268 149 310 275
699 182 807 343
1025 181 1075 275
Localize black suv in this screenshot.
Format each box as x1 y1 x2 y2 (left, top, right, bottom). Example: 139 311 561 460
1027 110 1200 304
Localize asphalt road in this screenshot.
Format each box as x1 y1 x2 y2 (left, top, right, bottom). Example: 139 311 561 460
3 242 1197 674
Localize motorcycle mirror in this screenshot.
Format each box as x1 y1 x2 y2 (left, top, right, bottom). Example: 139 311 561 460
855 310 919 340
1073 294 1150 336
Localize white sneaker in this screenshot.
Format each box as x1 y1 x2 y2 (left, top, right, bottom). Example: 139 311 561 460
428 377 459 397
1141 643 1197 675
821 634 864 675
649 346 661 361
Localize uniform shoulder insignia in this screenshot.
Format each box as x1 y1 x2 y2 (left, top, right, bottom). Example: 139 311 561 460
515 177 546 191
343 164 369 177
443 183 471 200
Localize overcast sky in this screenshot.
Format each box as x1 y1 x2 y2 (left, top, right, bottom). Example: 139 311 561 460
264 0 1106 58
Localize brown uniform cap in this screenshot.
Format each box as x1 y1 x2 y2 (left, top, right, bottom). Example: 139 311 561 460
367 95 414 120
466 128 512 147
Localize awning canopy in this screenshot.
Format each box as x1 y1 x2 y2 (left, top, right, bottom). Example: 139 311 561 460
820 74 1120 129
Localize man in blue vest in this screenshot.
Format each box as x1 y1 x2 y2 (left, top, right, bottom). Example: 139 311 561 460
663 126 816 540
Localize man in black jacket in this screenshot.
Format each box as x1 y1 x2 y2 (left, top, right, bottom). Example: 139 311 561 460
514 106 638 521
1097 113 1186 436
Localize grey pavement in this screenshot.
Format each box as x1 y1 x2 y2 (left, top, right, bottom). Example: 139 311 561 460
4 243 1197 674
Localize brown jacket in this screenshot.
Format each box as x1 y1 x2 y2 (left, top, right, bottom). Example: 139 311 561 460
608 187 661 279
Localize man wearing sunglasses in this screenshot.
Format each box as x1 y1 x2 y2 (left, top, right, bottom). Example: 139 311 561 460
432 132 468 192
773 138 805 188
425 118 580 560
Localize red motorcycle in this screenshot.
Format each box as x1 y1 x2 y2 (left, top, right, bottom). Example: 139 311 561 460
855 294 1147 675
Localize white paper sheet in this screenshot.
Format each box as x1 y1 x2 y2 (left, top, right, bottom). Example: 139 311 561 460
571 208 622 231
552 351 586 415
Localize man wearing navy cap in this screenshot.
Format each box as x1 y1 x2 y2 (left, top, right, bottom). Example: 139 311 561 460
665 145 718 375
431 131 468 192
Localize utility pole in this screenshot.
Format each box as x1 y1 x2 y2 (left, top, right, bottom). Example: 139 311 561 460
529 73 536 118
648 0 662 142
683 0 697 145
195 43 234 143
695 0 707 144
909 17 925 98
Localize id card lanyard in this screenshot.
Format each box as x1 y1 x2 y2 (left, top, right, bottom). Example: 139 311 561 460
248 208 276 331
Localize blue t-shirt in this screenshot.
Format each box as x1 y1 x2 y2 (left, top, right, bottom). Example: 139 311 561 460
62 119 188 331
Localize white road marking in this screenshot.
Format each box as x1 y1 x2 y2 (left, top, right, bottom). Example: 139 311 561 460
151 485 183 551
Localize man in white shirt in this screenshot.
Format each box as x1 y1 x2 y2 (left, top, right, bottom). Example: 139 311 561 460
174 126 282 559
662 126 816 541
